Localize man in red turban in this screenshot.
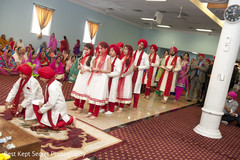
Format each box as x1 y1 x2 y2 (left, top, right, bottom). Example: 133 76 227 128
187 53 209 103
32 67 75 130
156 46 181 103
5 64 44 120
132 38 149 109
142 44 160 99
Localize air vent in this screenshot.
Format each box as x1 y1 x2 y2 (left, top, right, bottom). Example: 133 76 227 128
133 9 143 12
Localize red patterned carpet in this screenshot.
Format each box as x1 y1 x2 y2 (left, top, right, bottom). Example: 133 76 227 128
0 75 74 105
95 106 240 159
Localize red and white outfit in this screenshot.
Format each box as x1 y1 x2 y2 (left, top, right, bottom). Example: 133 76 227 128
6 64 44 120
142 45 160 96
156 53 181 101
85 54 110 117
105 56 122 113
132 42 149 108
71 44 94 109
34 67 73 130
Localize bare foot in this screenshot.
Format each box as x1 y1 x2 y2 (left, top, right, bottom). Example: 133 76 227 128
89 116 97 120
74 108 82 114
32 122 41 127
161 100 167 104
84 113 92 118
145 96 149 100
69 106 78 110
116 109 123 113
142 95 146 98
132 108 137 111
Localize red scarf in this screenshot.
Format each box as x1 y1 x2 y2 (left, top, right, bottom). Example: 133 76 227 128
108 57 117 92
132 50 144 84
80 53 91 65
87 53 108 85
11 76 31 117
142 52 157 88
156 55 178 97
117 56 134 99
44 77 57 128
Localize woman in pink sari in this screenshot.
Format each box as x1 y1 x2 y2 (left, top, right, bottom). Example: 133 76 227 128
174 52 190 101
25 51 41 77
0 50 18 75
49 56 64 80
47 33 57 53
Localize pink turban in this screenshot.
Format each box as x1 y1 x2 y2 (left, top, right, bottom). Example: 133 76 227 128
117 42 124 48
38 67 55 79
170 46 178 54
150 44 158 52
17 64 32 76
228 91 237 100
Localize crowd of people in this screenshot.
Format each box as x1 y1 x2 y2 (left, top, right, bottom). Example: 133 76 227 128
2 32 240 128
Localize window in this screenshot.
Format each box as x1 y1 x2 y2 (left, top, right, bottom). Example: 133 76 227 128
83 21 99 44
31 5 52 36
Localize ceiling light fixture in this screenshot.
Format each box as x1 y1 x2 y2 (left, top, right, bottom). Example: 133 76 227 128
196 28 212 32
141 18 155 21
146 0 167 1
157 25 171 28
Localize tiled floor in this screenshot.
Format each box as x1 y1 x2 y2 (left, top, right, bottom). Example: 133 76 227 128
67 92 195 130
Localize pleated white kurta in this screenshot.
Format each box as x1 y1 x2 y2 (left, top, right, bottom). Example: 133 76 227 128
71 57 93 100
133 50 149 94
108 57 122 103
85 55 110 105
6 77 44 120
159 55 181 93
143 53 160 86
39 80 71 127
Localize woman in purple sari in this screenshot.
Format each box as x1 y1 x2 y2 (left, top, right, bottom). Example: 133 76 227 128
47 33 57 53
25 51 41 77
174 52 190 101
49 55 64 80
0 50 18 75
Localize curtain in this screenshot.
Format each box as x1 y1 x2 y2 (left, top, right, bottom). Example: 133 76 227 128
87 21 99 42
35 5 54 39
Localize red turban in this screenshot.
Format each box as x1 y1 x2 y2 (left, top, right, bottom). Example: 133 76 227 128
170 46 178 54
150 44 158 52
205 59 210 63
17 64 32 76
199 53 205 58
138 39 148 49
110 44 120 55
38 67 55 79
117 42 124 48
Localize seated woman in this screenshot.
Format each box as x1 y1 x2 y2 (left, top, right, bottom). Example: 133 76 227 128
4 45 15 55
0 34 8 48
67 56 79 83
49 56 64 80
13 47 25 66
24 46 31 60
0 50 18 75
46 48 55 63
38 51 49 67
65 55 76 74
25 51 41 77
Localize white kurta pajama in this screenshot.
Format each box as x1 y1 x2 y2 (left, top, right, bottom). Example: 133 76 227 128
143 53 160 86
108 57 122 103
159 55 181 101
6 77 44 120
133 50 150 94
39 80 71 127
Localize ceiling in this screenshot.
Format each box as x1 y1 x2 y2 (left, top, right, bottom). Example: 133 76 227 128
68 0 229 35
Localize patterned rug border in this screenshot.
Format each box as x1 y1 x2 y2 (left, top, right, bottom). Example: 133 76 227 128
75 118 124 159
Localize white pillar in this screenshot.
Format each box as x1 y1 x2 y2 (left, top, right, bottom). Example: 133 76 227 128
194 0 240 139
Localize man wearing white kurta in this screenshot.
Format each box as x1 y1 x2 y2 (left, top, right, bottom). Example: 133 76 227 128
132 39 149 109
33 67 74 130
5 64 44 120
105 44 122 114
157 46 181 103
